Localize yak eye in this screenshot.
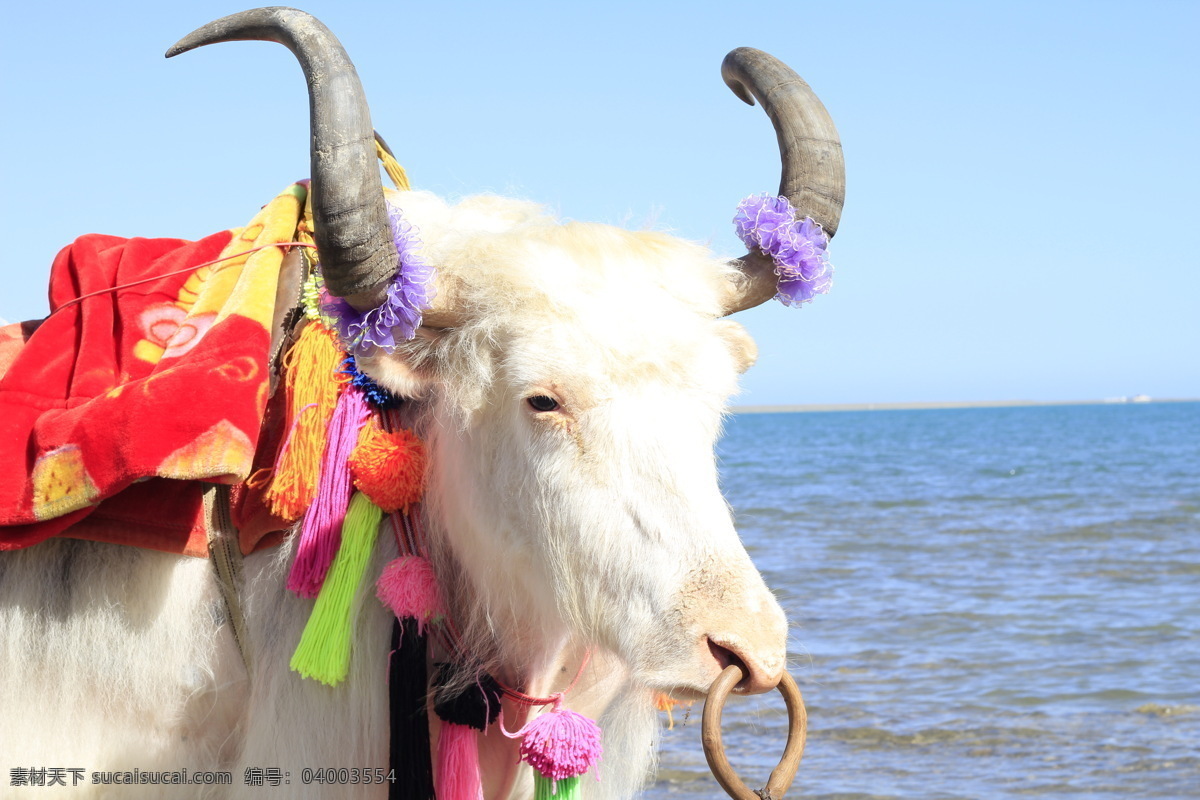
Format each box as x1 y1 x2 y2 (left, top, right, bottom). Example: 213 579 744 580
526 395 560 412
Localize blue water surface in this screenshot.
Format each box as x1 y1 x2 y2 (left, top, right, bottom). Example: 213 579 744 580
652 401 1200 799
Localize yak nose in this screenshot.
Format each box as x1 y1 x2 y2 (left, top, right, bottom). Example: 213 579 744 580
706 634 786 694
680 552 788 694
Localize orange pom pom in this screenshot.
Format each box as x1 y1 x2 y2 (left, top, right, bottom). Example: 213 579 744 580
348 418 426 512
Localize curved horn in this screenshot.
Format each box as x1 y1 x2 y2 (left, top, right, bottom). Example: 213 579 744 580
167 7 391 310
720 47 845 315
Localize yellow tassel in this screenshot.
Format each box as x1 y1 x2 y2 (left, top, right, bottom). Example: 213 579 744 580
376 138 411 191
264 322 346 520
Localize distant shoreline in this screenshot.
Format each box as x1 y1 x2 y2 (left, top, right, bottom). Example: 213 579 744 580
732 398 1199 414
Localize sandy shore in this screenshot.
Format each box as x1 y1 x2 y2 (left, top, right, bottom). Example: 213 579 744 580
732 398 1198 414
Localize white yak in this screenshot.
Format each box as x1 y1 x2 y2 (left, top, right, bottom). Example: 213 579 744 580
0 7 844 799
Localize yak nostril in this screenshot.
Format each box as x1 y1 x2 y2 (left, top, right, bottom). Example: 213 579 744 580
707 638 752 691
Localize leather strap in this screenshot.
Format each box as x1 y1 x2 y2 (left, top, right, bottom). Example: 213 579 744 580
204 483 252 678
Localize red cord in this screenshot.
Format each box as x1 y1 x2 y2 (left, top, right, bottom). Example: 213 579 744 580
47 242 317 316
498 648 593 707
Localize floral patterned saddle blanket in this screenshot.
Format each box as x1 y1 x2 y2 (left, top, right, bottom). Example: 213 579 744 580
0 184 309 556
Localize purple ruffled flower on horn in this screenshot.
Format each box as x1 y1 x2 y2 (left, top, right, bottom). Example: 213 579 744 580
733 194 833 307
324 201 437 354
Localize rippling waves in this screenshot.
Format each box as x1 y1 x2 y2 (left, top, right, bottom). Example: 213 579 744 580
652 402 1200 799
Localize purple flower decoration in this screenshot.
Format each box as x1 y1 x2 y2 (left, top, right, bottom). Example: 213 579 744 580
733 194 833 307
323 201 437 354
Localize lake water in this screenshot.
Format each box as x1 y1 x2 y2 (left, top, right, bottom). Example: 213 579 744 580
651 401 1200 799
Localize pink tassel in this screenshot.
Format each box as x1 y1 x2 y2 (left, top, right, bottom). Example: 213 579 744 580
434 666 503 800
436 721 484 800
287 387 370 597
376 555 444 632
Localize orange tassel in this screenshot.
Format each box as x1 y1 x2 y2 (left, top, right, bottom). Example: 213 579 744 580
349 417 426 513
654 692 684 730
264 322 346 520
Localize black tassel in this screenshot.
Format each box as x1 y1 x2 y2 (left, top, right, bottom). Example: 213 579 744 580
433 662 503 730
430 663 504 800
389 617 434 800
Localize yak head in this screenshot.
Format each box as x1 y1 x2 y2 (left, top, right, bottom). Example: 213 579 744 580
170 7 843 702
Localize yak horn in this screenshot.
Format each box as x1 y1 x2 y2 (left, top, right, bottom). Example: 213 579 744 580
720 48 845 315
167 6 394 311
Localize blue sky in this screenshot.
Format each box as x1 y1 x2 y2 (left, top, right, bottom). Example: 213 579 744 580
2 1 1196 405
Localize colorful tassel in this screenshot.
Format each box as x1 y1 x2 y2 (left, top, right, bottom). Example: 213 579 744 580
388 617 435 800
514 699 603 798
300 271 322 320
377 560 444 800
434 665 504 728
350 417 426 513
433 664 503 800
290 491 383 686
287 387 371 598
654 692 684 730
376 555 443 629
435 720 484 800
265 322 345 520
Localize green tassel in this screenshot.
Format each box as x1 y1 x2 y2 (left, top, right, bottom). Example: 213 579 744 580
534 775 580 800
290 491 384 686
300 270 322 320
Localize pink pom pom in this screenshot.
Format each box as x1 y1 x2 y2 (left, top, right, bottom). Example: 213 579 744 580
376 556 443 631
518 704 603 782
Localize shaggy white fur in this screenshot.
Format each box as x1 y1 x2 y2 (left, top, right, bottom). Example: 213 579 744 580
0 193 787 799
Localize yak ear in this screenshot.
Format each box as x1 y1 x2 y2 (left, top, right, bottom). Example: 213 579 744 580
714 319 758 374
353 329 443 401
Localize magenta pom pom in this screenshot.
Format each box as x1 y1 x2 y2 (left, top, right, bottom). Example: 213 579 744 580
518 705 603 783
376 556 444 632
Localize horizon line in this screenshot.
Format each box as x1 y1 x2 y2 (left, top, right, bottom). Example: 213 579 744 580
732 397 1199 414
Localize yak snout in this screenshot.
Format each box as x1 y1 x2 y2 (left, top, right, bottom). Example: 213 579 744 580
671 553 788 696
706 633 785 695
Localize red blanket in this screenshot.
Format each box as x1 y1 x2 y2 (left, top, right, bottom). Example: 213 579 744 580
0 185 307 556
